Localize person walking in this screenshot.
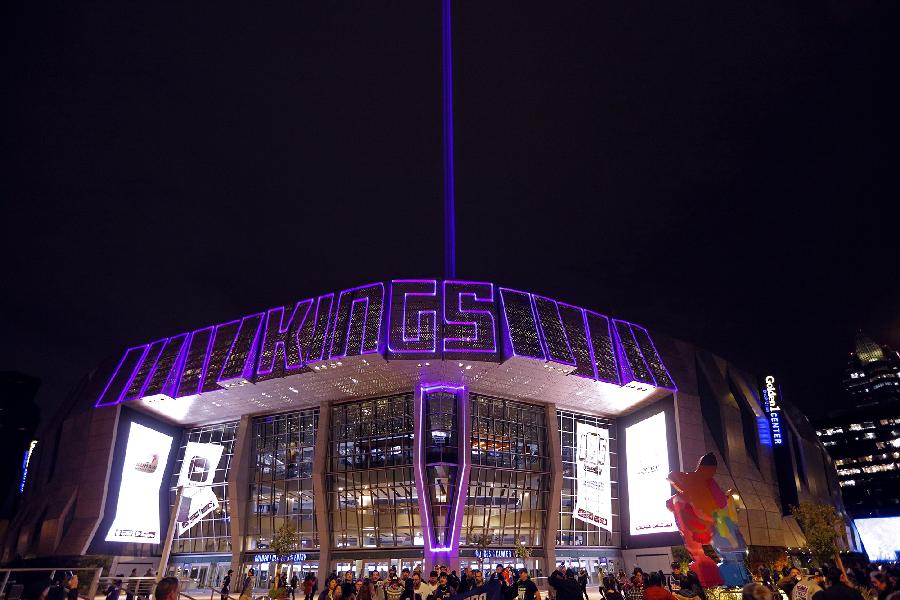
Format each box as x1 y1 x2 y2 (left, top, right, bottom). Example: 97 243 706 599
240 569 256 600
578 571 589 600
515 569 540 600
221 570 233 600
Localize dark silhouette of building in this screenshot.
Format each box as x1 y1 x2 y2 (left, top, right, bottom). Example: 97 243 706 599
814 332 900 518
0 372 41 526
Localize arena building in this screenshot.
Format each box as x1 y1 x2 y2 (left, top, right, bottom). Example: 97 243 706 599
0 279 858 587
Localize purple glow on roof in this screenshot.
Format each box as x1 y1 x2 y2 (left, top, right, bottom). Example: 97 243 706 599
142 333 189 399
328 283 384 360
95 278 677 408
218 313 264 384
557 302 595 380
612 319 656 387
95 345 149 407
498 287 545 360
388 279 439 354
176 326 214 399
584 310 621 385
305 293 334 365
442 280 497 354
533 295 576 367
256 300 313 380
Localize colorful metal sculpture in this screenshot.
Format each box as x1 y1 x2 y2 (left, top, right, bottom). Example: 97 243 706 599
667 453 751 588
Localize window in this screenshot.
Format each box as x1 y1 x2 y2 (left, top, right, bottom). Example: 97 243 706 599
169 421 238 554
250 410 318 550
557 410 619 547
328 395 421 548
462 395 549 547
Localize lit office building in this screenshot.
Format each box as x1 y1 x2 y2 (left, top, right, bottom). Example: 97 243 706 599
814 332 900 519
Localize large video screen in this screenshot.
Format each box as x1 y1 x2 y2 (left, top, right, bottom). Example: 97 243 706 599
105 422 174 543
856 517 900 561
574 421 612 532
625 411 677 535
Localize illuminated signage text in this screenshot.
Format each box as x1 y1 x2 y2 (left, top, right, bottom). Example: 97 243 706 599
95 279 676 408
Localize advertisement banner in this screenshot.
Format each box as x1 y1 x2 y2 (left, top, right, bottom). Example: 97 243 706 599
176 442 225 536
574 422 612 532
625 411 677 535
106 422 174 543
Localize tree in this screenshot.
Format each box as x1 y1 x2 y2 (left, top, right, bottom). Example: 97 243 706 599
269 522 299 599
469 530 496 566
514 539 532 560
791 503 844 569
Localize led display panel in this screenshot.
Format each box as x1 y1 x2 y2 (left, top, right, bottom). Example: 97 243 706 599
574 422 612 532
855 517 900 561
105 422 174 543
625 411 677 535
175 442 225 535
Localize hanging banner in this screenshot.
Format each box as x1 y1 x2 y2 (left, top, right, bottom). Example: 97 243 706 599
458 581 503 600
574 422 612 532
106 422 174 543
176 442 225 535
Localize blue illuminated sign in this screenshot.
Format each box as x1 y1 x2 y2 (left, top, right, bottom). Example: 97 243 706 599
20 440 37 493
757 416 772 446
252 552 307 563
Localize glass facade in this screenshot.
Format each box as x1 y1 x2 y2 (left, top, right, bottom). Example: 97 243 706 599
557 410 619 547
462 394 550 546
249 410 318 550
328 395 423 548
165 395 622 565
170 421 239 554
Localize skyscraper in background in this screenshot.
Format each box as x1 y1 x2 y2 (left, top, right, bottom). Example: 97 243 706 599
814 332 900 519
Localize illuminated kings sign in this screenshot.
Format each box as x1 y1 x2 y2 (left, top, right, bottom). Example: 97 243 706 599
95 280 676 408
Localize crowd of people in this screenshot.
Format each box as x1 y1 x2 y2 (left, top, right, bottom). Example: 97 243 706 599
209 560 900 600
747 563 900 600
11 560 900 600
233 563 543 600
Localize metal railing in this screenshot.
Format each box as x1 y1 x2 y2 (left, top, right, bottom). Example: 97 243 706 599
94 577 161 600
0 567 104 600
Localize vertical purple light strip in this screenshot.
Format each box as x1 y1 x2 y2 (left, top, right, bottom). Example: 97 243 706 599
416 384 467 559
442 0 456 279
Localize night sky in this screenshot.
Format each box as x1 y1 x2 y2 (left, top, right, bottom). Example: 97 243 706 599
3 2 898 418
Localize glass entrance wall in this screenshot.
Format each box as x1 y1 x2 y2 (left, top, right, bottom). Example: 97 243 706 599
328 395 423 548
169 421 239 554
462 395 550 547
557 410 620 548
249 409 319 551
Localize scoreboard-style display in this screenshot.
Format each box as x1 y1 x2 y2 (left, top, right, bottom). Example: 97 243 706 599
95 279 676 407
